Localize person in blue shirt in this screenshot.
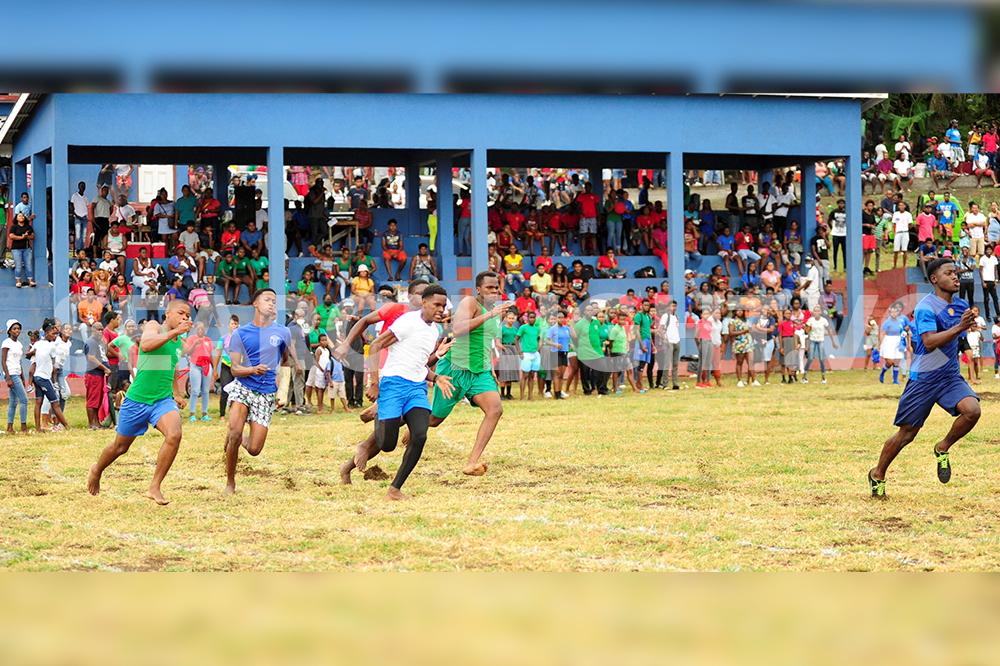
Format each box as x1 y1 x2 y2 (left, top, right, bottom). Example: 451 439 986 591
936 191 960 238
13 192 34 222
877 303 909 384
929 151 958 189
869 258 981 499
241 219 264 254
545 310 572 399
223 287 296 494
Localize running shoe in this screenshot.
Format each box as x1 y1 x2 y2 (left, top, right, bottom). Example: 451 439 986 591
189 416 197 422
751 380 761 387
544 391 552 398
821 378 827 384
50 424 64 432
933 446 952 484
695 383 705 389
201 415 213 421
801 377 809 383
868 470 887 499
736 380 745 387
559 391 569 398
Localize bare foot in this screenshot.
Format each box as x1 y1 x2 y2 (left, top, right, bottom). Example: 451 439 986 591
145 487 170 505
353 441 371 474
223 483 235 495
339 459 353 485
462 462 488 476
87 464 101 496
360 403 378 424
386 486 407 501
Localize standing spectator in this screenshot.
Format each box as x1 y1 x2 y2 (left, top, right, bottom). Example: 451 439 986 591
741 185 759 231
353 198 375 251
8 212 35 288
982 122 999 171
802 305 838 384
800 256 822 311
892 202 913 268
945 119 964 166
84 321 110 429
306 180 328 248
862 200 878 274
650 219 670 277
576 182 601 256
757 181 775 230
958 245 977 308
979 244 999 321
658 300 681 390
91 184 113 250
347 176 367 210
965 202 987 260
497 310 520 400
152 188 177 252
814 162 834 196
3 320 29 434
69 184 89 252
729 307 757 387
772 182 793 240
810 224 831 284
917 237 939 283
183 320 215 422
827 199 848 271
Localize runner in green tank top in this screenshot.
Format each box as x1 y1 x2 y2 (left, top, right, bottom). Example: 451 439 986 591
87 299 192 505
401 271 514 476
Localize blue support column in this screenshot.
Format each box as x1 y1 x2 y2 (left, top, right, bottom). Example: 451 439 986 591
435 155 455 280
266 146 286 315
800 162 817 270
52 144 71 324
30 153 47 285
470 148 488 278
405 163 421 236
843 153 863 355
13 161 27 211
666 152 685 314
175 165 187 198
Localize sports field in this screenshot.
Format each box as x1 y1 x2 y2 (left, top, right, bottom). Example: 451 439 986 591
1 370 997 571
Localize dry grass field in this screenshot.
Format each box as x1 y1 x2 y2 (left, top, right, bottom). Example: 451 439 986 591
1 370 999 571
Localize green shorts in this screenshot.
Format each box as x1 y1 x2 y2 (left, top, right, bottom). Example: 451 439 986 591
431 356 498 419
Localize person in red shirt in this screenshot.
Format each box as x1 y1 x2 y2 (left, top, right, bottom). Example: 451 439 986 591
505 206 524 237
695 310 714 388
654 281 671 308
635 204 655 255
540 203 566 255
560 204 579 256
733 223 760 277
575 182 602 255
197 187 222 237
497 224 514 251
220 221 241 253
534 245 554 273
618 289 641 310
515 286 538 315
596 248 624 278
488 206 503 232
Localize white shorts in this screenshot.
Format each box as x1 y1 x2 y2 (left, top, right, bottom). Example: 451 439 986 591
306 365 326 388
880 335 903 361
225 380 275 428
893 232 909 252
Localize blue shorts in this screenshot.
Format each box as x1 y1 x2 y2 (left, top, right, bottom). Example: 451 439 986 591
894 374 978 428
32 376 58 403
520 351 541 373
116 396 179 438
633 339 652 363
377 375 430 420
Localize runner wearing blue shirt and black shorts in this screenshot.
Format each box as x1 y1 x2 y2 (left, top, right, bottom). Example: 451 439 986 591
869 258 981 499
223 288 295 494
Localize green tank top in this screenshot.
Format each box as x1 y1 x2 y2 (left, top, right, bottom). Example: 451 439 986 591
126 331 181 405
449 300 498 373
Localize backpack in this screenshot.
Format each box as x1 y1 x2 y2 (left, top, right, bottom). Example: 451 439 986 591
580 264 595 281
634 266 656 278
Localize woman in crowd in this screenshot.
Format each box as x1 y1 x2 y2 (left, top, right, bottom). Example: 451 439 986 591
729 306 757 388
110 273 135 323
2 320 29 433
183 320 215 422
131 246 160 305
550 263 569 301
350 264 376 314
783 219 804 268
214 314 240 419
497 309 521 400
9 212 36 288
760 259 782 293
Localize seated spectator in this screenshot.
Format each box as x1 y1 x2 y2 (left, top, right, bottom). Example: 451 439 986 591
98 249 119 277
380 218 407 281
974 151 999 188
241 219 264 254
683 219 701 261
522 208 544 256
103 225 128 275
297 267 319 309
503 244 526 295
734 224 760 275
515 286 538 314
567 260 590 303
929 150 959 189
741 261 760 291
876 154 893 194
529 264 553 303
716 226 737 277
497 222 515 251
351 264 376 314
550 263 569 300
221 221 241 253
892 154 913 193
77 288 103 340
596 248 626 279
216 250 241 305
409 243 438 283
534 245 554 274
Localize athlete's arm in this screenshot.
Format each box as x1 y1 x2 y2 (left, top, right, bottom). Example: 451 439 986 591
139 319 191 354
229 349 268 378
364 329 398 402
921 308 975 352
332 310 381 361
452 297 513 337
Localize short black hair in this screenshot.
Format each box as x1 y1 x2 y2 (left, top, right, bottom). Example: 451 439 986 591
408 278 429 294
474 270 498 288
252 287 275 303
926 258 955 280
422 284 448 300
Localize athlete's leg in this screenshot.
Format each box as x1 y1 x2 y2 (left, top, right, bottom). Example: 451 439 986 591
341 431 380 484
87 433 139 496
387 408 431 500
465 391 503 475
147 409 183 505
376 416 403 452
871 424 921 481
934 396 981 454
224 401 250 494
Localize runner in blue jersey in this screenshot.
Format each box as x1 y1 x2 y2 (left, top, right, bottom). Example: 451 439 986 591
223 288 297 494
869 258 981 499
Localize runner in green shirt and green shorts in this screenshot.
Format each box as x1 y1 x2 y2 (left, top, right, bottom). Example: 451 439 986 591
87 299 192 505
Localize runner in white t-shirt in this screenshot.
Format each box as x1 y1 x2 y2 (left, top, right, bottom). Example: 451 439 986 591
363 285 454 500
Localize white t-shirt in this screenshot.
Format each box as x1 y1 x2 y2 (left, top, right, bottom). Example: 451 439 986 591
893 159 911 177
2 338 24 376
710 319 724 346
981 255 999 282
116 164 132 177
255 209 269 227
382 310 440 383
893 211 913 234
115 203 135 225
757 193 774 218
804 266 821 296
99 260 119 274
806 316 830 342
773 190 793 217
966 212 986 239
70 192 90 218
31 339 56 379
975 153 991 171
968 330 982 349
659 312 681 345
991 323 1000 344
53 338 72 370
875 143 888 162
894 141 911 160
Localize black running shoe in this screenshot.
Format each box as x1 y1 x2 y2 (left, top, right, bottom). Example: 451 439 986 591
869 470 887 500
934 446 952 484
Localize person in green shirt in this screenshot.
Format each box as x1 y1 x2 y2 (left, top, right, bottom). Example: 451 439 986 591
354 246 376 282
314 293 341 332
516 310 541 401
608 309 639 394
87 298 193 506
497 308 520 399
216 250 240 305
631 299 654 391
233 246 255 304
249 245 269 277
175 184 199 230
297 266 318 309
334 245 354 301
255 269 270 293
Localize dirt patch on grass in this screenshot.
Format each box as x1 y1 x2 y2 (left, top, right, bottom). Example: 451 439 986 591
864 516 912 532
0 476 48 498
363 465 390 481
238 464 273 478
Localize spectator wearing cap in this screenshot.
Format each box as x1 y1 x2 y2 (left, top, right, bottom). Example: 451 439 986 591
800 256 822 311
351 264 375 314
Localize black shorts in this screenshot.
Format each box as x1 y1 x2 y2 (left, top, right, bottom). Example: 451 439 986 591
958 337 972 353
556 351 568 367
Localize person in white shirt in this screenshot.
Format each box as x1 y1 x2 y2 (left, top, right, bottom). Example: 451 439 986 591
27 323 71 432
991 319 1000 379
41 323 74 425
757 181 775 227
802 306 839 384
965 202 987 259
70 181 90 252
875 142 888 163
362 285 453 501
801 256 822 311
973 151 999 188
892 157 913 192
980 244 1000 320
114 195 135 229
894 135 912 161
657 300 682 390
892 202 913 268
772 182 794 239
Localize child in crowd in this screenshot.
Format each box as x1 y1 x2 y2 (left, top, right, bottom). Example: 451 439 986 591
325 354 351 413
